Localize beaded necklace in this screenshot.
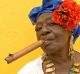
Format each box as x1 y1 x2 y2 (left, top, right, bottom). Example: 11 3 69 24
42 53 80 74
42 36 80 74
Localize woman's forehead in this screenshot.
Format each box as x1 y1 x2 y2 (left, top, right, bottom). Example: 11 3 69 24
36 13 52 23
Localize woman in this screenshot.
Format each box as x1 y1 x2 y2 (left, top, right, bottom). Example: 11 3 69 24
18 0 80 74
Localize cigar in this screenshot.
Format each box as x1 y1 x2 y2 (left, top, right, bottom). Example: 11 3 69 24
5 40 44 64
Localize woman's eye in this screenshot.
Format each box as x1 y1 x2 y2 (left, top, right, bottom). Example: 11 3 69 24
50 23 54 26
35 27 42 31
48 23 54 26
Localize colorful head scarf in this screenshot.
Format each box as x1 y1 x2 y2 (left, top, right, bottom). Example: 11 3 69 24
29 0 80 43
29 0 62 24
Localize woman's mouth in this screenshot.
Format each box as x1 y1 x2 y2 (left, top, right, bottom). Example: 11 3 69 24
43 40 52 48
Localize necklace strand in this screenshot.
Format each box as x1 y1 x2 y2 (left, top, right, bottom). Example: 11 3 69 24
42 53 80 74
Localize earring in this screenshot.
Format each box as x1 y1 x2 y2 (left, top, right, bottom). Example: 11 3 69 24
69 35 74 59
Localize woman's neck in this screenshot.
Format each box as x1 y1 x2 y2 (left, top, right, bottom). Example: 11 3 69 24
47 48 71 65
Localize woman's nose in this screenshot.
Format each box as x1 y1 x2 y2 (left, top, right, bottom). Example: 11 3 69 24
41 27 51 36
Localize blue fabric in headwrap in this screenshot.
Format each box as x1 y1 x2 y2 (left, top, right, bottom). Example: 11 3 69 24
72 25 80 43
29 0 62 24
28 0 80 43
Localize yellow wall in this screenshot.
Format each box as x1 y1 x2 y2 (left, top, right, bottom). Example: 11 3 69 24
0 0 80 74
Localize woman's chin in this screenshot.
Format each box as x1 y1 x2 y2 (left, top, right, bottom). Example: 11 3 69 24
42 46 58 54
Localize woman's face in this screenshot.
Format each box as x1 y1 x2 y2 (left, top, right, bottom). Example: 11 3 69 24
35 13 71 54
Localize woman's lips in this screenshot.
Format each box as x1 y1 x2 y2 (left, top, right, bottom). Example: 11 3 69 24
43 40 52 48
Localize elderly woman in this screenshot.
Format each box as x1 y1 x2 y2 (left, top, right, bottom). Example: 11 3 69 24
18 0 80 74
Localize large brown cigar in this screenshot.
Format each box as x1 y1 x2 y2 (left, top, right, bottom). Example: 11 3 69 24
5 40 44 64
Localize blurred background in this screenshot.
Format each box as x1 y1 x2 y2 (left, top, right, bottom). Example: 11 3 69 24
0 0 80 74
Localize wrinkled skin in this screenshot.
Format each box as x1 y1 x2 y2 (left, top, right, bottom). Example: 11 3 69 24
34 13 80 74
35 13 71 55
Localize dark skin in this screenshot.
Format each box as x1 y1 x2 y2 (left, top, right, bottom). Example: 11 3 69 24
35 13 80 74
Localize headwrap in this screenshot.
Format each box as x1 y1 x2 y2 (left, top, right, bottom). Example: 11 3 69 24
72 25 80 43
29 0 80 43
29 0 62 24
